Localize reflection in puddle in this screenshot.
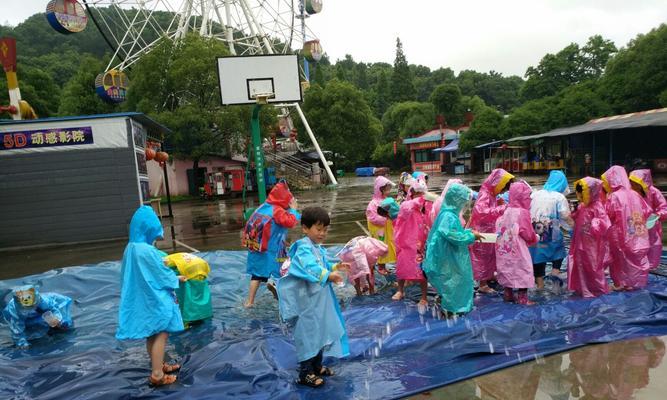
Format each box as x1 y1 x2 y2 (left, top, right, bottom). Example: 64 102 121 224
410 336 667 400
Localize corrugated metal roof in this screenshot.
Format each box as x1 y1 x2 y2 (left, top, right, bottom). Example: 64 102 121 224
506 107 667 142
0 112 172 136
474 140 504 149
403 132 458 144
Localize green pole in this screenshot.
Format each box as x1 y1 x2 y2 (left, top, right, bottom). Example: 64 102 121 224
251 104 267 203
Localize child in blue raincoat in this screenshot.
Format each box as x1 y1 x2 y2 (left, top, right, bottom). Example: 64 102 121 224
423 183 483 316
243 182 300 307
277 207 350 388
2 285 72 348
116 206 185 387
529 170 574 288
422 183 481 316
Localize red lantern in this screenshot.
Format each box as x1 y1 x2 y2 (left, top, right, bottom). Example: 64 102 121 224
145 147 156 161
155 151 169 163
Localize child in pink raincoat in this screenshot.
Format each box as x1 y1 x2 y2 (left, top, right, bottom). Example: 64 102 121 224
601 165 652 290
336 236 388 296
392 179 431 305
495 181 539 305
567 177 611 297
470 168 515 293
630 169 667 269
366 176 397 275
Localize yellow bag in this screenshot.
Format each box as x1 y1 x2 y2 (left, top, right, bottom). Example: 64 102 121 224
164 253 210 281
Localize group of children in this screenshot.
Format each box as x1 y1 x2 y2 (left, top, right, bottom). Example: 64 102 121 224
3 166 665 390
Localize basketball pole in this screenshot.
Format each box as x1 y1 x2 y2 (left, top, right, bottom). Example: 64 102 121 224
251 103 267 203
294 103 338 185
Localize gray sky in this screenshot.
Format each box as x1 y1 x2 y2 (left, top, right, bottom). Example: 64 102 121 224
4 0 667 77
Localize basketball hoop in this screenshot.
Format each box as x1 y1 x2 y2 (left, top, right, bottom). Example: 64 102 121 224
252 92 275 105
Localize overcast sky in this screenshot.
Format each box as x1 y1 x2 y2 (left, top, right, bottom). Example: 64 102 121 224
4 0 667 77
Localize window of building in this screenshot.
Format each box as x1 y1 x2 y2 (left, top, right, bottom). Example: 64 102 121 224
415 149 438 163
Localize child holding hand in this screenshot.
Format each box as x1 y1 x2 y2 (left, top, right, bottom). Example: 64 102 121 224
277 207 350 388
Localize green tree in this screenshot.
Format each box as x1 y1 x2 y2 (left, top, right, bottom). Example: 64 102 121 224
551 82 612 127
430 83 462 122
381 101 435 140
390 38 415 103
58 55 120 116
374 70 391 117
459 106 504 152
600 24 667 113
126 34 263 173
501 97 557 138
300 80 380 169
580 35 617 79
372 140 410 170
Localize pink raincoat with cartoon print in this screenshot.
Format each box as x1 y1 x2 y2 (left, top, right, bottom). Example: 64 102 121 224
567 177 611 297
469 169 514 281
394 194 431 281
495 181 538 289
630 169 667 269
602 166 652 289
366 176 396 264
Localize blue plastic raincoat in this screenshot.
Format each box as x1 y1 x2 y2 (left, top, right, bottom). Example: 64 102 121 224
2 285 72 348
116 206 184 340
423 183 477 314
529 170 572 264
277 237 349 362
245 182 300 279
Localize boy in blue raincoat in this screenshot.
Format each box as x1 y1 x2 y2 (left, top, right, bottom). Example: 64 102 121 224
2 285 72 348
243 182 300 307
423 183 483 316
116 206 185 386
277 207 350 388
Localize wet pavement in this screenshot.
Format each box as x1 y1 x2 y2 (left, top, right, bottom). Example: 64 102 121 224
409 335 667 400
2 172 667 398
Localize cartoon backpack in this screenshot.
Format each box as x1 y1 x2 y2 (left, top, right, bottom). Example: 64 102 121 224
241 211 273 252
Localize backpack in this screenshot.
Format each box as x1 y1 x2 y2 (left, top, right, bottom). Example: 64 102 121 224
241 211 273 252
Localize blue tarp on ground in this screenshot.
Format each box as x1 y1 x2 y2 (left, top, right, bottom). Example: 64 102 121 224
2 250 667 399
355 167 376 177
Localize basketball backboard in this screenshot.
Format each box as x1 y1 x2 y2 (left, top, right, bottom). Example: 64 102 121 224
216 54 302 106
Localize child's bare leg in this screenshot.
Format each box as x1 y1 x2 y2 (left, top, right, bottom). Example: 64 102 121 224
392 280 405 300
367 273 375 294
245 279 261 307
354 278 362 296
148 332 169 380
418 281 428 305
536 276 544 289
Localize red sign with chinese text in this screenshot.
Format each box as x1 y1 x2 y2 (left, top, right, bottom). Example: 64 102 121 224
0 37 17 72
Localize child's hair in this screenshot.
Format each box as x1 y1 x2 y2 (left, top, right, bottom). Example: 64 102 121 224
301 206 331 228
575 183 584 193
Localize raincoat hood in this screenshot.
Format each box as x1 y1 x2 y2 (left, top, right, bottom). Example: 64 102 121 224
129 206 164 244
509 181 532 210
266 182 293 208
482 168 514 195
629 169 653 194
444 183 472 212
412 171 428 181
543 170 569 194
601 165 630 193
410 179 428 194
12 285 40 308
373 176 395 200
380 197 400 219
575 177 604 205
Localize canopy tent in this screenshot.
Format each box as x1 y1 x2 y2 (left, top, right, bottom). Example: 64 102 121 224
432 139 459 153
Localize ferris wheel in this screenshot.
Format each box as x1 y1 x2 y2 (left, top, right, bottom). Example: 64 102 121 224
80 0 323 74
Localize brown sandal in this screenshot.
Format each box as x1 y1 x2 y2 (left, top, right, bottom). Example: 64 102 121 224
162 363 181 373
149 373 177 387
298 373 325 388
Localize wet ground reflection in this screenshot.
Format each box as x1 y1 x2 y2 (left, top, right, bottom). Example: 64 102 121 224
410 335 667 400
